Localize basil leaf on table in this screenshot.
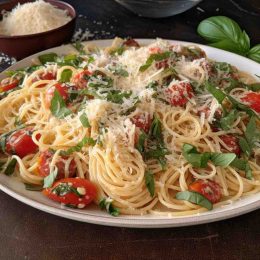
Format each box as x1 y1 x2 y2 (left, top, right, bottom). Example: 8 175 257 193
38 53 58 64
59 69 73 83
50 90 72 119
247 44 260 63
145 170 155 197
176 191 213 210
197 16 250 55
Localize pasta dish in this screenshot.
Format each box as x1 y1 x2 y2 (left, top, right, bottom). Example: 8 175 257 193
0 38 259 217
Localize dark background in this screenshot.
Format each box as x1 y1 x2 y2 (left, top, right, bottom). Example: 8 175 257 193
0 0 260 259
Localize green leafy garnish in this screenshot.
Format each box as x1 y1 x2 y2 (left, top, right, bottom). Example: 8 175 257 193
230 158 253 180
79 113 91 128
219 109 238 130
60 137 96 156
111 46 125 56
109 65 129 77
99 198 120 216
176 191 213 210
145 170 155 197
197 16 259 63
50 90 72 119
149 116 163 141
205 81 226 104
136 131 147 153
52 183 81 196
139 52 171 72
43 167 58 188
72 41 86 55
4 158 17 176
24 183 43 191
38 53 58 64
60 69 73 83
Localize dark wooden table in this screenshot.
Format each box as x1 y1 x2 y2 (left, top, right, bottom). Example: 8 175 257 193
0 0 260 259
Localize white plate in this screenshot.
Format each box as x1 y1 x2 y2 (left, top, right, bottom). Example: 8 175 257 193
0 39 260 228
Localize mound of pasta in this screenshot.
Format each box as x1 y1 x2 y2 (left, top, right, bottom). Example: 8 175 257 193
0 38 260 216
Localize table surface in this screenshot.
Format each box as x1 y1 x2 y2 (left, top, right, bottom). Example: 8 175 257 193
0 0 260 259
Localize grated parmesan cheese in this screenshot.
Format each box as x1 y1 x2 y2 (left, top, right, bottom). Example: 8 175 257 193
0 0 71 36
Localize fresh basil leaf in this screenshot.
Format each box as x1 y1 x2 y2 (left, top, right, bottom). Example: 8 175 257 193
59 69 73 83
247 44 260 63
214 62 234 74
25 183 43 191
4 158 17 176
146 81 159 90
38 53 58 64
239 137 251 157
210 153 236 167
197 16 250 55
145 170 155 197
220 109 238 130
176 191 213 210
205 81 226 104
52 183 81 197
136 131 147 153
43 167 58 188
120 98 140 116
72 41 86 55
140 52 171 72
111 46 125 56
99 198 120 216
60 137 96 156
144 146 170 160
88 72 113 89
109 65 129 77
149 116 163 141
182 143 211 168
50 90 72 119
248 83 260 91
106 90 132 104
230 158 253 180
79 113 91 128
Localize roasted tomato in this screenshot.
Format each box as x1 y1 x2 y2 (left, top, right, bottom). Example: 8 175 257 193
241 92 260 113
220 135 241 156
189 179 222 204
165 82 194 106
5 128 39 158
45 83 69 108
43 178 97 208
38 150 77 179
72 70 92 89
0 78 19 92
131 113 152 134
123 38 140 48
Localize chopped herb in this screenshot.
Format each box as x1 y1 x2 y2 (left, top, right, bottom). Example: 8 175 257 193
176 191 213 210
52 183 81 196
79 113 91 128
145 170 155 197
50 90 72 119
220 109 238 130
60 137 96 156
106 90 132 104
214 62 234 74
146 81 159 90
136 131 148 153
111 46 125 56
120 98 140 115
210 153 236 167
99 198 120 216
248 83 260 91
205 81 226 104
59 69 73 83
43 167 58 188
4 158 17 176
139 51 171 72
109 65 129 77
149 116 163 141
230 158 253 180
25 183 43 191
72 41 86 55
38 53 58 64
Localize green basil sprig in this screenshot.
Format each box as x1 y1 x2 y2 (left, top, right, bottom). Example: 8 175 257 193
99 198 120 216
145 170 155 197
4 158 17 176
43 167 58 188
59 69 73 83
79 113 91 128
197 16 260 63
38 53 58 64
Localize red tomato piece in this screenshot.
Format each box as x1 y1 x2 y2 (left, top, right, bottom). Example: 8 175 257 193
72 70 92 89
131 113 152 133
5 128 39 158
165 82 194 106
43 178 97 208
0 79 19 92
189 179 222 204
38 150 77 179
156 60 169 70
45 83 69 108
241 92 260 113
123 38 140 47
220 135 241 156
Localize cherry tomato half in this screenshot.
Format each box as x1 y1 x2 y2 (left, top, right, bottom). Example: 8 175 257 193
131 113 152 134
38 150 77 179
43 178 97 208
241 92 260 113
165 82 194 107
0 79 19 92
45 83 69 108
5 127 39 158
189 179 222 204
220 135 241 156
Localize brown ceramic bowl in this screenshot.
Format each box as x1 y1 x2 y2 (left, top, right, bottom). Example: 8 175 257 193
0 0 76 60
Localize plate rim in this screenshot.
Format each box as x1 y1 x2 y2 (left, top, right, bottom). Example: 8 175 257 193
0 38 260 228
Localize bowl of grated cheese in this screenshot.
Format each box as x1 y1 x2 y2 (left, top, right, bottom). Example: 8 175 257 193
0 0 76 59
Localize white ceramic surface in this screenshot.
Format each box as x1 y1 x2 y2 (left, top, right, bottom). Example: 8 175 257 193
0 39 259 228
